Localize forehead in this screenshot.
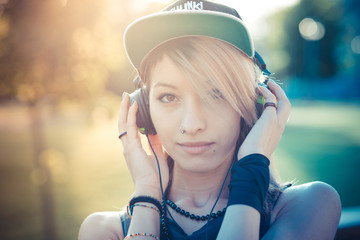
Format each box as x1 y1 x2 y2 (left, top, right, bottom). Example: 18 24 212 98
149 55 191 88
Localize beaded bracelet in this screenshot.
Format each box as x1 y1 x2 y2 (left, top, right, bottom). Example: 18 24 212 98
130 203 160 215
124 233 160 240
129 196 162 216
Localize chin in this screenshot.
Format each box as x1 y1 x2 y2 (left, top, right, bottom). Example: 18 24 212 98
174 154 229 174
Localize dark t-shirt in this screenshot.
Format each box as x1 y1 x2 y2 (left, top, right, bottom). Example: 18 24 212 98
120 184 292 239
120 204 271 239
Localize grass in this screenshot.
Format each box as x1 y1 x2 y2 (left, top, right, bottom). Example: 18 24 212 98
0 100 359 239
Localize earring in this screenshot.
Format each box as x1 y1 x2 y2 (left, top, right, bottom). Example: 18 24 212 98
179 126 186 134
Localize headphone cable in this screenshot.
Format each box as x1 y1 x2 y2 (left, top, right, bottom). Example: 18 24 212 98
146 133 182 239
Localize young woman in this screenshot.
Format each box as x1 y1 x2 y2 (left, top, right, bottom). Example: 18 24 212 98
79 1 341 239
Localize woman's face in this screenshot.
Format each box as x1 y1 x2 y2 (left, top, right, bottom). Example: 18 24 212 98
148 55 241 173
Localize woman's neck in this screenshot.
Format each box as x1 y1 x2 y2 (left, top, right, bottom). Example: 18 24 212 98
167 159 233 208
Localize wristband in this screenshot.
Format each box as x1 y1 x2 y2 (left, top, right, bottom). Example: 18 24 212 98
129 196 162 216
228 154 270 213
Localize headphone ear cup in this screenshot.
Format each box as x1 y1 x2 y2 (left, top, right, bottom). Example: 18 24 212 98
129 88 157 135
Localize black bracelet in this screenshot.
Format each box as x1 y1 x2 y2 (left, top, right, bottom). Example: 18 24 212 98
228 154 270 213
129 196 162 216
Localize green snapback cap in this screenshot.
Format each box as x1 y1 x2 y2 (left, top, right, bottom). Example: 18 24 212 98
124 0 254 69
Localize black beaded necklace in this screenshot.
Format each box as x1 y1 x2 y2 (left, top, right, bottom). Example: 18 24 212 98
166 199 226 221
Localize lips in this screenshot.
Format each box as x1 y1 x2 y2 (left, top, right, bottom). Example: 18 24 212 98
178 141 214 155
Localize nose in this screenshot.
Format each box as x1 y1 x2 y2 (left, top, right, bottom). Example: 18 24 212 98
180 97 206 135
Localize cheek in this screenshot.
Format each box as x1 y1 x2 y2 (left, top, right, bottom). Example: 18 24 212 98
149 104 175 141
150 109 176 155
219 111 241 149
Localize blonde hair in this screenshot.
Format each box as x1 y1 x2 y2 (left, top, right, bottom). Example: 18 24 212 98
139 36 264 142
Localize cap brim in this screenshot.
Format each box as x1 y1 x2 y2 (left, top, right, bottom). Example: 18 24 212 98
124 11 254 69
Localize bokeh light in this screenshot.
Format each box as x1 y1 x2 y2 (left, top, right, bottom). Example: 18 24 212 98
299 17 326 41
351 35 360 54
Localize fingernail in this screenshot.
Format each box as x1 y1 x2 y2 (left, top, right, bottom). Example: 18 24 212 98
122 92 128 98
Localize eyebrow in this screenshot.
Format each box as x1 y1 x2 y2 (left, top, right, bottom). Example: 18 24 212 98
152 82 178 89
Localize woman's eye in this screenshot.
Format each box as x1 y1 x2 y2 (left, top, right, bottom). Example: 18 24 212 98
159 94 177 103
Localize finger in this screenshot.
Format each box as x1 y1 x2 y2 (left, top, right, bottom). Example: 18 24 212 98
267 81 291 122
258 86 277 112
258 85 277 103
127 101 141 144
118 92 130 134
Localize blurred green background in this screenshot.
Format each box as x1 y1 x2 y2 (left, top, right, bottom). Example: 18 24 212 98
0 0 359 239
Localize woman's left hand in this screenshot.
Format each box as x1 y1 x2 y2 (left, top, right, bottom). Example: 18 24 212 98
238 80 291 160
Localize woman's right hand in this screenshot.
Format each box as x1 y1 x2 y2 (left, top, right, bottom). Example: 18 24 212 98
118 92 169 200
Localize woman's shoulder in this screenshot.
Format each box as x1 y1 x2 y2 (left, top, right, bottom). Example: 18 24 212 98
273 181 341 212
266 181 341 239
272 181 342 221
79 211 126 240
